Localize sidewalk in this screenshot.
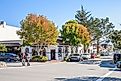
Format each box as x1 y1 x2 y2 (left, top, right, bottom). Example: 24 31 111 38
6 60 62 68
6 62 47 68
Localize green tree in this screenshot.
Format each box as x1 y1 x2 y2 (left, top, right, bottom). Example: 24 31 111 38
75 6 115 54
109 30 121 50
60 20 90 53
17 14 59 54
92 17 114 54
0 44 7 52
75 5 93 34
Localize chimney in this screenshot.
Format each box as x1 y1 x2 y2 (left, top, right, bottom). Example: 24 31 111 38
0 21 6 28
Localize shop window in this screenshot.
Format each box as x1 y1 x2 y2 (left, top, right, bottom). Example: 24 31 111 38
58 47 62 57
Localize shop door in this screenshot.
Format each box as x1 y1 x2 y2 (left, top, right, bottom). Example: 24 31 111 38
51 50 56 60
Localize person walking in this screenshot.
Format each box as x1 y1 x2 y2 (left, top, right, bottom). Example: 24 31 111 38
21 52 26 66
26 52 30 66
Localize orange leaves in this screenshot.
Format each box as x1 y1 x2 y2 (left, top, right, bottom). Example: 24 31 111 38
26 14 49 31
17 13 59 46
61 20 91 46
78 24 91 44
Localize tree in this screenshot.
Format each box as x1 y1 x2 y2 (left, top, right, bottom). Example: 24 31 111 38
75 6 115 54
17 14 59 55
109 30 121 50
75 6 91 27
0 44 7 52
91 17 114 54
75 5 93 34
60 20 91 53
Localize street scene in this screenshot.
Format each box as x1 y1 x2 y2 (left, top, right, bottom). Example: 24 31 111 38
0 0 121 81
0 56 121 81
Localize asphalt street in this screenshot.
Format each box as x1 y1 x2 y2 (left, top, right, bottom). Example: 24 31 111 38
0 57 120 81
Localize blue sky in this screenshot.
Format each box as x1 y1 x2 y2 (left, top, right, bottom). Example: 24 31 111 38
0 0 121 30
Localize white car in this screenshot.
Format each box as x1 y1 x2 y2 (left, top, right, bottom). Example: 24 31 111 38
116 61 121 68
68 53 81 62
81 53 91 60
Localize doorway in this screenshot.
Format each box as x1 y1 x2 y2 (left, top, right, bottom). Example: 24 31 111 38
51 49 56 60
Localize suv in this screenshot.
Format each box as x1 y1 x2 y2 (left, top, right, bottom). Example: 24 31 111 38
68 53 81 62
0 53 20 62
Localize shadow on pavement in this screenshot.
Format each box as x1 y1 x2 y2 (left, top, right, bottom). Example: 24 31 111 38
7 65 22 67
109 68 121 71
99 60 115 68
54 76 121 81
79 60 100 65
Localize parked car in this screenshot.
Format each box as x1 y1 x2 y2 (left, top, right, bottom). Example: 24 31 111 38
0 53 20 62
113 53 121 64
81 53 91 60
100 52 109 56
67 53 82 62
116 61 121 68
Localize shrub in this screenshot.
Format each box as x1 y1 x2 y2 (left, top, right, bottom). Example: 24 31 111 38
64 56 70 62
31 55 48 62
40 56 48 62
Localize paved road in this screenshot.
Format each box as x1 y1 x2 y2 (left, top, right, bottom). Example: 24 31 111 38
0 57 120 81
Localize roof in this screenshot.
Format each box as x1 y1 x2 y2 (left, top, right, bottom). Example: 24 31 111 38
0 23 20 41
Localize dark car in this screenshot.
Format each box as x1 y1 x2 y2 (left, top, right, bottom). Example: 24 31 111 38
116 61 121 68
113 53 121 64
68 53 82 62
0 53 20 62
100 52 109 56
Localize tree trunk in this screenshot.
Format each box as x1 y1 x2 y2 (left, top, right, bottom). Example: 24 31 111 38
84 44 86 53
75 46 78 53
37 44 40 55
97 39 99 55
71 46 74 54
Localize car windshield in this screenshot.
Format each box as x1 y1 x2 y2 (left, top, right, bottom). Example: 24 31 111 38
5 53 17 57
0 53 6 56
72 54 80 56
83 54 89 55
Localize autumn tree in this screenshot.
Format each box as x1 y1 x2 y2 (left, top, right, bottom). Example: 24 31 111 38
17 14 59 54
78 26 91 53
60 20 91 53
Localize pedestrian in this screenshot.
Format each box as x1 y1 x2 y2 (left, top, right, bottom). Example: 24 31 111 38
21 52 26 66
26 52 30 66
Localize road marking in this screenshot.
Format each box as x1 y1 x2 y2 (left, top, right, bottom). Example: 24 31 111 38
96 68 116 81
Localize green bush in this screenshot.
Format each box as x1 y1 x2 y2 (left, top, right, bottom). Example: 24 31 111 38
40 56 48 62
64 56 70 62
31 55 48 62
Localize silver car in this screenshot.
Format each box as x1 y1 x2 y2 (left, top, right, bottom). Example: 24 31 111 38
81 53 91 60
68 53 81 62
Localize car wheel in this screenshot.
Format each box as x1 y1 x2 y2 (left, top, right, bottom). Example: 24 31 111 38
67 59 70 62
117 65 119 68
6 58 11 62
78 59 80 62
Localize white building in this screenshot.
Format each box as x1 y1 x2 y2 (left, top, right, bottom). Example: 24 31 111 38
0 21 21 54
0 21 97 61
